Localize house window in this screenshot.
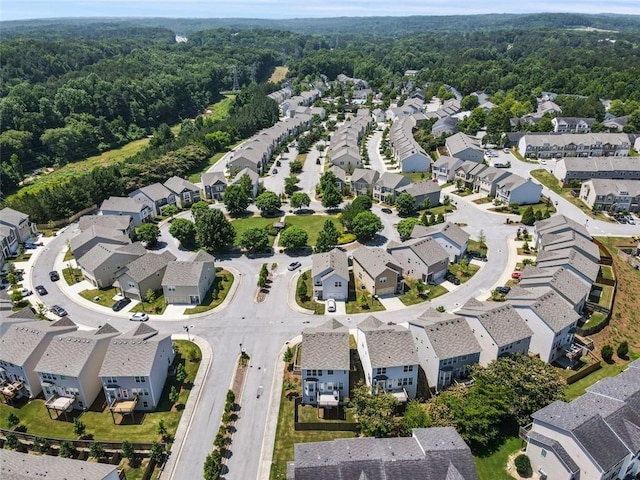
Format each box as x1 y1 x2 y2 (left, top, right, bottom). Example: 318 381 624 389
135 376 146 383
167 286 176 291
334 281 342 287
379 277 387 284
105 376 117 384
403 365 413 372
128 282 135 288
375 368 386 375
143 401 148 408
327 370 334 375
540 449 547 458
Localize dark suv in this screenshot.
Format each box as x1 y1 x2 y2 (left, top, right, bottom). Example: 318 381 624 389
49 271 60 281
446 273 461 285
112 297 132 312
467 251 488 262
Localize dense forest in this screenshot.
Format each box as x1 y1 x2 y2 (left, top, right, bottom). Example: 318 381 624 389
2 16 640 221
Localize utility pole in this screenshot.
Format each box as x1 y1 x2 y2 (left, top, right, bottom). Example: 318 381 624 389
231 65 240 92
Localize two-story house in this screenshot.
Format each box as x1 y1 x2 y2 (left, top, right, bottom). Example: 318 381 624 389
300 319 350 408
99 196 153 227
552 117 595 133
70 225 130 261
0 318 77 399
518 265 592 313
554 156 640 187
445 133 484 163
535 247 600 284
579 179 640 213
506 289 581 363
129 183 176 216
534 214 591 251
352 247 404 296
386 236 449 284
475 167 512 197
162 250 216 305
231 168 260 198
432 156 465 183
373 172 412 203
99 323 174 412
495 175 543 205
77 242 147 289
0 207 36 246
163 176 201 208
115 251 177 302
537 231 600 264
397 180 442 210
350 168 379 197
408 309 480 393
327 165 347 193
79 215 135 240
411 222 470 263
356 316 419 401
457 300 532 367
311 248 349 301
201 172 227 201
35 324 120 411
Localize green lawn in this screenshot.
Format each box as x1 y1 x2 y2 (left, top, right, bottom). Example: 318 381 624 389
448 263 480 283
0 341 200 443
295 273 324 314
473 197 494 205
184 270 234 314
130 292 167 315
298 405 356 423
346 273 386 314
63 248 74 262
564 361 629 400
187 151 225 184
399 278 448 306
231 216 279 246
468 239 488 254
490 201 556 216
402 172 431 183
79 287 121 308
473 436 521 480
600 265 615 281
284 215 342 246
582 311 607 329
596 284 614 308
62 267 83 286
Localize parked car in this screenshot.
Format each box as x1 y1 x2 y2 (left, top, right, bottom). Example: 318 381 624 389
129 312 149 322
112 297 132 312
467 251 488 261
49 271 60 281
50 305 68 317
381 208 393 214
445 273 461 285
288 261 302 271
273 168 278 174
326 298 336 313
8 287 32 296
511 271 522 279
35 285 48 295
496 286 511 295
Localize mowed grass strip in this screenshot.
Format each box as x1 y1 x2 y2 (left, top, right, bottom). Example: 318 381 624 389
284 215 341 246
231 216 278 246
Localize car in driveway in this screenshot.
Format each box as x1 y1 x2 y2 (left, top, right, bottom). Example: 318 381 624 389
50 305 68 317
35 285 48 295
49 271 60 281
511 271 522 279
8 287 32 297
288 261 302 271
495 286 511 295
326 298 336 312
381 208 393 214
467 251 488 262
129 312 149 322
445 273 461 285
112 297 132 311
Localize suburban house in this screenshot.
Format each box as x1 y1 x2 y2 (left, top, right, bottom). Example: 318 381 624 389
79 214 135 239
411 222 470 263
554 156 640 186
350 168 379 196
129 182 176 216
431 116 459 137
330 146 361 171
475 167 512 197
538 231 600 264
408 309 481 392
603 114 629 131
35 324 120 410
300 319 350 407
505 289 581 363
579 179 640 213
456 300 533 367
0 224 18 261
163 176 201 208
99 196 153 227
228 143 269 175
455 161 489 190
552 117 595 133
329 111 372 172
525 360 640 480
0 318 77 399
162 250 216 305
386 237 449 284
1 449 119 480
352 247 404 296
70 225 130 260
445 132 484 163
286 427 479 479
373 172 412 203
517 133 631 159
99 323 174 411
432 156 464 183
534 215 591 250
397 180 442 209
0 306 38 338
535 248 601 284
518 265 592 313
389 115 432 172
311 248 349 301
231 168 260 198
77 242 147 289
356 316 419 401
327 165 347 193
115 251 177 301
0 207 36 245
201 172 227 201
494 174 543 205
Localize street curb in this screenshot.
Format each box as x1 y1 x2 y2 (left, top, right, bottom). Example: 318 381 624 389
160 334 213 480
256 335 302 480
287 269 315 315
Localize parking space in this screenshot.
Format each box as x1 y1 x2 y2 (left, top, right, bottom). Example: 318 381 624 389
377 295 405 311
326 300 347 315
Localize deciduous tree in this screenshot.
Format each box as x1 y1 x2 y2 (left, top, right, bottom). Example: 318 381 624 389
352 211 383 242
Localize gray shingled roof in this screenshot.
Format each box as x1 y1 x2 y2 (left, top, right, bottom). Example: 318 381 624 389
100 195 148 214
350 168 379 185
535 214 591 241
136 182 173 202
99 324 172 377
509 290 581 332
409 317 480 360
539 231 600 262
457 303 532 347
78 214 132 233
0 319 78 366
191 250 216 263
78 242 146 273
164 175 199 194
358 318 419 367
312 249 349 283
352 247 402 278
535 248 600 283
301 319 350 370
587 365 640 402
232 167 259 184
162 253 215 287
527 431 579 473
519 266 591 307
120 251 177 283
398 180 441 197
201 171 227 186
387 236 449 268
70 225 130 254
35 324 120 377
0 448 117 480
411 222 470 248
376 172 411 190
0 207 29 228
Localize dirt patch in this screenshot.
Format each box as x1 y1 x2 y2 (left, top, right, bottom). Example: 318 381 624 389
269 66 289 83
591 237 640 353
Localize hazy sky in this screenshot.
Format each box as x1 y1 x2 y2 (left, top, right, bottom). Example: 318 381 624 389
2 0 639 21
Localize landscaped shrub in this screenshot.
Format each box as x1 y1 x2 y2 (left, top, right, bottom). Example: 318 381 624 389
617 341 629 358
337 233 356 245
601 344 614 362
514 454 532 476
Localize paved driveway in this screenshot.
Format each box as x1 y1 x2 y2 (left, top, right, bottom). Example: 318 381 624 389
377 295 405 311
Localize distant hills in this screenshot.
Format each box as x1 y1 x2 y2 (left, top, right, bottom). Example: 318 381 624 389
3 13 640 37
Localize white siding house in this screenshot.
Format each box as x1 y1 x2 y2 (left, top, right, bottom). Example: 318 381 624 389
311 248 349 301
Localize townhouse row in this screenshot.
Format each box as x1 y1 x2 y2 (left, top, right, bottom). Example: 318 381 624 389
0 207 38 269
328 108 374 172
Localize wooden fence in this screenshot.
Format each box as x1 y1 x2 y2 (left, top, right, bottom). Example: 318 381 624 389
36 204 98 230
293 397 358 432
564 359 602 385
